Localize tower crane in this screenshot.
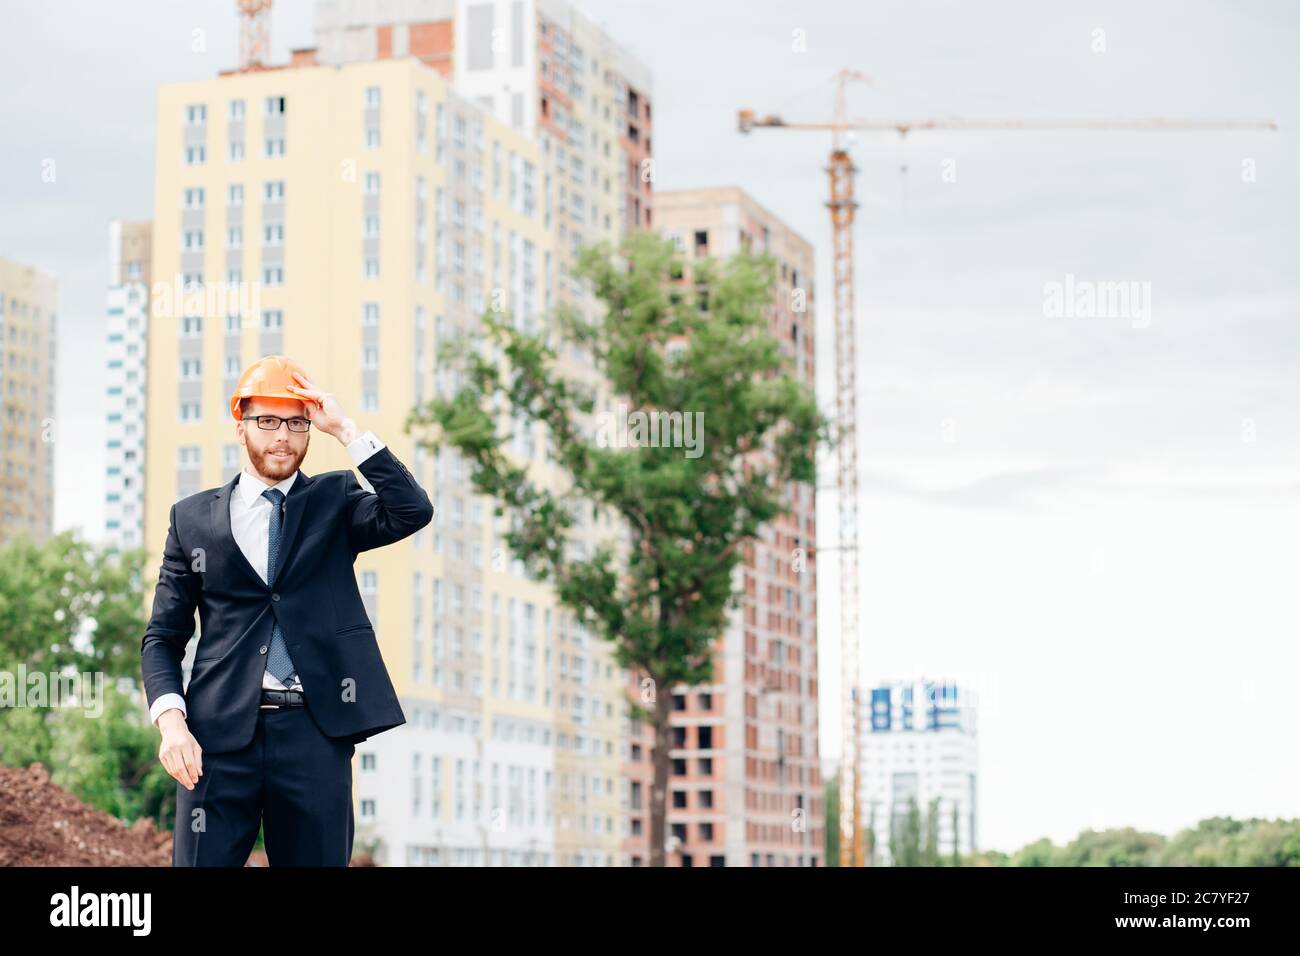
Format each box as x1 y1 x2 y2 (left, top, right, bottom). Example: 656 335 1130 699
237 0 273 71
739 70 1276 867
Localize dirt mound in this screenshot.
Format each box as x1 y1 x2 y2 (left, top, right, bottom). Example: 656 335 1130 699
0 763 172 866
1 762 377 866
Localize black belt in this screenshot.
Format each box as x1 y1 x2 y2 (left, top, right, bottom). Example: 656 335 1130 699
260 688 305 709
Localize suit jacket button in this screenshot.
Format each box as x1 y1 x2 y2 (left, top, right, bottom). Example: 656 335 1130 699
259 645 268 654
272 593 280 602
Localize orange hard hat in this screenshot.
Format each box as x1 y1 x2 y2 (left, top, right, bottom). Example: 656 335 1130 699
229 355 311 421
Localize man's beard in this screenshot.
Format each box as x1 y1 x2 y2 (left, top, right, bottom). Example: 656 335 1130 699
249 436 307 480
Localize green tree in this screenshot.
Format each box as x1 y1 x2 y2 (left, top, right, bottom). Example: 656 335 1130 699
411 232 828 865
950 801 961 866
1014 837 1059 867
922 796 941 866
1002 819 1300 867
0 531 169 825
1057 826 1164 866
865 798 877 867
890 796 923 866
49 680 177 827
1279 824 1300 866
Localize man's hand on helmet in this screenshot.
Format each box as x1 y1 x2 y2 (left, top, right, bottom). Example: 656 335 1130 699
285 371 358 445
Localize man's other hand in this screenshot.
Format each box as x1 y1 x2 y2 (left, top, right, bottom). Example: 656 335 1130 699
158 710 204 790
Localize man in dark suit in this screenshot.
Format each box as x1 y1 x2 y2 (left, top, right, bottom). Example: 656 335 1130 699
141 356 433 866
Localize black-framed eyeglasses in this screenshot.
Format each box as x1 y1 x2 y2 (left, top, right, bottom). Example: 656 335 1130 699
247 414 311 432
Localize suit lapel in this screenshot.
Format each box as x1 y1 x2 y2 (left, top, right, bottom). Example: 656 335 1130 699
211 473 267 590
210 467 315 589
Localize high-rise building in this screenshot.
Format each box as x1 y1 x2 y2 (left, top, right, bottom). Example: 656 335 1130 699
146 52 558 864
314 0 653 865
0 257 57 547
862 679 979 866
621 187 821 866
105 221 152 548
313 0 654 309
315 0 653 228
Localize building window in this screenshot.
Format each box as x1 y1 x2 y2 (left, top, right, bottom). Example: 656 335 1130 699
228 141 244 161
263 180 285 202
362 303 379 325
364 172 381 194
227 183 243 206
261 310 283 331
365 86 381 109
229 99 245 121
467 4 494 71
264 137 285 157
185 104 207 125
262 267 284 286
262 223 284 245
184 145 205 165
265 95 286 116
183 187 205 209
365 128 380 149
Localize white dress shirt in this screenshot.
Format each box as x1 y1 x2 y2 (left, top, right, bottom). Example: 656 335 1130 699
150 431 386 727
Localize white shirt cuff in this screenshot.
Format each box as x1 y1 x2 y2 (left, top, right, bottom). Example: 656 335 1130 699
150 693 187 727
346 430 386 466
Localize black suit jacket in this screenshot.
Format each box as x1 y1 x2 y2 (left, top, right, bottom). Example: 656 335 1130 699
140 444 434 753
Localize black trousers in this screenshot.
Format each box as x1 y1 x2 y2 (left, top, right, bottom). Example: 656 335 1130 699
173 704 356 866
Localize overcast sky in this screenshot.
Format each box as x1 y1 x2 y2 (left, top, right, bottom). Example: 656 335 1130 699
1 0 1296 854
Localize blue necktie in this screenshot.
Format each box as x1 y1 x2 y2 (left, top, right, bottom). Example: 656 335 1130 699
261 488 298 686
